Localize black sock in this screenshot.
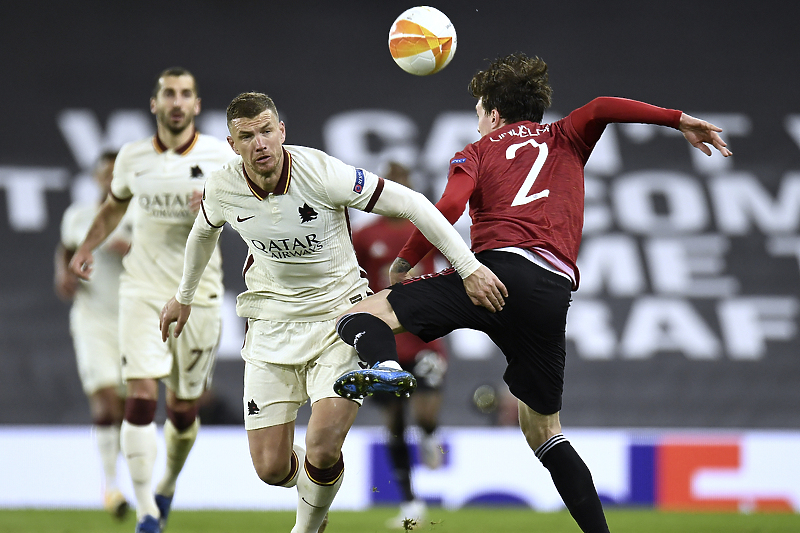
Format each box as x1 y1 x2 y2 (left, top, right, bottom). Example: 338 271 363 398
387 421 413 501
336 313 398 366
537 435 609 533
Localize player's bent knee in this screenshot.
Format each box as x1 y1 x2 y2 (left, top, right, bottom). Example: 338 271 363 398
253 459 293 486
91 403 123 426
126 378 158 401
166 404 199 431
305 446 342 470
518 404 562 450
89 389 124 425
305 431 346 468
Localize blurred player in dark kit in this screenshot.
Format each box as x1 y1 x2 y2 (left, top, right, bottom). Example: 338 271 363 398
352 162 448 527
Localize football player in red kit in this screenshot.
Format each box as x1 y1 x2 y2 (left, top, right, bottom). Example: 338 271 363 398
335 52 731 533
352 162 447 528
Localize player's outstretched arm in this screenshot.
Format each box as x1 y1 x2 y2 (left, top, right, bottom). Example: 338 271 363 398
160 297 192 341
679 113 733 157
173 209 224 305
369 180 480 279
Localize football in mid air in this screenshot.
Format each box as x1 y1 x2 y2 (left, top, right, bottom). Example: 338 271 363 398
388 6 457 76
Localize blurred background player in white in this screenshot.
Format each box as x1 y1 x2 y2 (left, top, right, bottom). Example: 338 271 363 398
159 92 503 533
54 150 130 520
351 162 447 528
69 68 232 533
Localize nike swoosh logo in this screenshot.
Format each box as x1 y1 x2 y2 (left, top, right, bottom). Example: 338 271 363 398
237 215 255 222
301 497 327 509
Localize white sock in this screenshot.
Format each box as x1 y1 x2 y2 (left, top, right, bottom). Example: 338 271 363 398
95 425 121 492
291 458 344 533
121 421 159 519
281 444 306 489
155 418 199 498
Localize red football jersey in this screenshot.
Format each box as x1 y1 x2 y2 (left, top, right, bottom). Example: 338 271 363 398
398 97 682 289
454 117 590 286
353 216 446 363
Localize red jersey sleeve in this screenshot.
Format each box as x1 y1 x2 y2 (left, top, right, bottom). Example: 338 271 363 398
569 97 682 146
397 168 475 267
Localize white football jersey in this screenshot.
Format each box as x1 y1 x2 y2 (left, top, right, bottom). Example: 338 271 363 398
61 201 129 316
200 145 381 321
111 131 232 305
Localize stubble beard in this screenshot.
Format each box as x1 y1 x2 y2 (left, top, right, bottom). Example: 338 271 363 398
165 118 192 136
159 109 193 136
247 155 281 188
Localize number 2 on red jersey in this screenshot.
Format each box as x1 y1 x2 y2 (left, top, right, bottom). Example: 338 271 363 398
506 139 550 207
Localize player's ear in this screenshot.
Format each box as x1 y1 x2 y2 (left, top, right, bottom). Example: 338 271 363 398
150 97 157 115
280 121 286 143
227 136 239 154
194 97 202 116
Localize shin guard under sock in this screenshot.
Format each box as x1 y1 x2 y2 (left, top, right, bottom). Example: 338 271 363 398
336 312 398 366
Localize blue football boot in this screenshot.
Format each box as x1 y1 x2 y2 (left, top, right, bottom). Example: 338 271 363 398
154 494 173 530
135 515 160 533
333 360 417 399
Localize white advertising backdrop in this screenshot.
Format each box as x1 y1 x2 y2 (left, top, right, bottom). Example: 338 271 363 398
0 426 798 512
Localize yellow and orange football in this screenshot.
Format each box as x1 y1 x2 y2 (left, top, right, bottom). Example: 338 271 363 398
388 6 457 76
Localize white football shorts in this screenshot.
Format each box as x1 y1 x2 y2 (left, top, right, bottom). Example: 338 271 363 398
242 317 362 430
119 296 221 400
70 304 124 396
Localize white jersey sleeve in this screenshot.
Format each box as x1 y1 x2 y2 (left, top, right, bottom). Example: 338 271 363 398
321 158 384 211
60 203 85 250
321 159 479 279
199 175 227 227
368 179 480 278
176 176 225 305
110 145 134 201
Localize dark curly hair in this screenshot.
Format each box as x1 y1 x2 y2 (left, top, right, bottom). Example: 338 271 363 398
469 53 552 124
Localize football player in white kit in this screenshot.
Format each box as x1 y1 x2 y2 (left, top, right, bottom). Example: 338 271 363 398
55 151 131 520
70 68 232 533
159 92 506 533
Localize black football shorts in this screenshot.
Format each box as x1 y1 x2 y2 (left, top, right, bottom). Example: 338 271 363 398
387 250 572 415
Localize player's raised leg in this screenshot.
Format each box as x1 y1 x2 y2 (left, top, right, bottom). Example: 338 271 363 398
247 422 300 486
334 295 417 399
246 419 330 533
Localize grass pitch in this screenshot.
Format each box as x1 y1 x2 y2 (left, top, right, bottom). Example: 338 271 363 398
0 507 798 532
